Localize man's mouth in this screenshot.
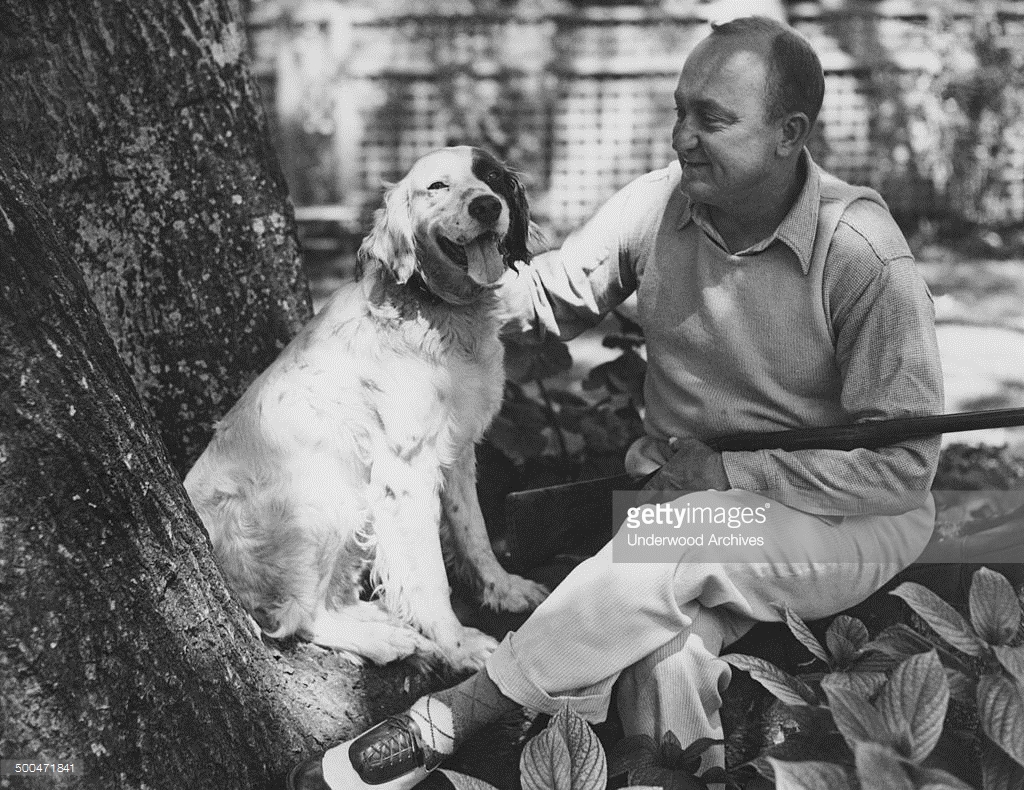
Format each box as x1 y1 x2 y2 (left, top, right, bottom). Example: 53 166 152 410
435 231 505 285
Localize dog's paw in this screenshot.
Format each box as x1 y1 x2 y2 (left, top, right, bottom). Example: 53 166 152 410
360 624 438 666
440 626 499 672
481 573 550 613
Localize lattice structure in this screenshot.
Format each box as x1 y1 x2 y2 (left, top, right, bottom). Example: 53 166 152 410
248 0 1024 234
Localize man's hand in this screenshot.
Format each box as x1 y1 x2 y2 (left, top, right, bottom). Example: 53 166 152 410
641 436 730 492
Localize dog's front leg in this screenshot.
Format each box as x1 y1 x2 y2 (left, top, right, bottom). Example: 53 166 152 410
370 452 498 671
442 448 549 612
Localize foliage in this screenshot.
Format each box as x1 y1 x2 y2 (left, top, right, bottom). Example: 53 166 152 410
859 2 1024 237
721 567 1024 790
435 571 1024 789
442 708 725 790
486 311 647 482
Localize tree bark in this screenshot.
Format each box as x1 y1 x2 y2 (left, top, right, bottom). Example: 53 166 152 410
0 148 442 790
0 0 311 474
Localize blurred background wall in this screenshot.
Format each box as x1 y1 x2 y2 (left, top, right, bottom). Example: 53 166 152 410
244 0 1024 288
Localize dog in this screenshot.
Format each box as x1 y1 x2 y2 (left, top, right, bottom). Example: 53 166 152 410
184 146 549 670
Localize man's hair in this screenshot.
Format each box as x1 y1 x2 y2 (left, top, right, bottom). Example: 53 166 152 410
708 16 825 129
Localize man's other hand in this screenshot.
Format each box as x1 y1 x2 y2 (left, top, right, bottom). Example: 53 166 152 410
641 436 730 492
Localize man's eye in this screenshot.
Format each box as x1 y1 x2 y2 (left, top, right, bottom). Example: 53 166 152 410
428 181 448 190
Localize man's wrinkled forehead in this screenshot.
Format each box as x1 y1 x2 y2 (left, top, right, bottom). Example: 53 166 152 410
676 36 771 103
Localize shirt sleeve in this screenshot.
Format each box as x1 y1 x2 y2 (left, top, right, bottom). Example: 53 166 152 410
722 203 944 516
494 172 659 341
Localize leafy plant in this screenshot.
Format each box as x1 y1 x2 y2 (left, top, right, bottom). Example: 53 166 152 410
487 311 647 483
442 707 724 790
607 732 727 790
722 567 1024 790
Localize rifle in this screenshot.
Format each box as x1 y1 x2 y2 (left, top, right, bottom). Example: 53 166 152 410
501 407 1024 572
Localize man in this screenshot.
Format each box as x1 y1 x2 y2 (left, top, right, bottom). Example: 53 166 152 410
286 15 943 789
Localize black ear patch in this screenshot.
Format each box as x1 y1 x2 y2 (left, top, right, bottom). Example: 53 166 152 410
471 148 532 271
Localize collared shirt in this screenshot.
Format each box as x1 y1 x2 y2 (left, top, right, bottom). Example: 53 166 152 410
497 151 944 516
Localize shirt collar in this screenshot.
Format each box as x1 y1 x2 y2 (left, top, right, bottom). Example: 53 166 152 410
675 149 820 274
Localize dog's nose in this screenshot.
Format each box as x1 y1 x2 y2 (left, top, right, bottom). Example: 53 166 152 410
468 195 502 225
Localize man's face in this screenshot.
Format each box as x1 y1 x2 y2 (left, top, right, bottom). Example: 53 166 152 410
672 37 784 211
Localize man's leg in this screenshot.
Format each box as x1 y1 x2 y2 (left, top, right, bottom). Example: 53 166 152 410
611 490 936 773
289 489 933 789
614 606 748 774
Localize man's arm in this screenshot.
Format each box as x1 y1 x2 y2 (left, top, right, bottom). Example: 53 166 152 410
719 205 944 516
496 168 671 341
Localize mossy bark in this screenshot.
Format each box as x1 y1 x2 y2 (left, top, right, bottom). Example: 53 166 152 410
0 148 441 790
0 0 311 475
0 3 444 786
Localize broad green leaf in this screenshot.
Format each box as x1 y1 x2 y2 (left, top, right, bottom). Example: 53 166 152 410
877 651 949 763
978 673 1024 769
767 758 854 790
891 582 989 657
995 645 1024 684
821 682 890 750
820 670 888 700
519 706 607 790
848 649 900 674
582 348 646 402
721 653 819 706
657 730 684 765
828 615 870 650
854 741 914 790
907 764 978 790
503 337 572 383
981 737 1024 790
946 668 976 703
607 734 658 777
826 632 860 669
970 567 1022 646
677 736 721 763
778 605 832 666
440 770 503 790
863 623 935 661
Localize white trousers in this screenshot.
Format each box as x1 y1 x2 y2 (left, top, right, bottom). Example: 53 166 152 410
486 489 934 766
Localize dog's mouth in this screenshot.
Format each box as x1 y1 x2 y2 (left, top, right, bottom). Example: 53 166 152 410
435 232 505 286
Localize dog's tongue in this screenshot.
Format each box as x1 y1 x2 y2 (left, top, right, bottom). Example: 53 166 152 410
465 237 504 285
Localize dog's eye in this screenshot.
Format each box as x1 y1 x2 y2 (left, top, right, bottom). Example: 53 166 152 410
428 181 448 191
485 171 501 183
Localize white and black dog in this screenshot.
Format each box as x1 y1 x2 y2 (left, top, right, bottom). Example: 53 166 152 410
185 147 548 670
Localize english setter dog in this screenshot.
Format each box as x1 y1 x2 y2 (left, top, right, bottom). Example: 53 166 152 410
184 147 548 670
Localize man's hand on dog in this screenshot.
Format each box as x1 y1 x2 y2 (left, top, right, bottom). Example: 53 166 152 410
641 436 730 492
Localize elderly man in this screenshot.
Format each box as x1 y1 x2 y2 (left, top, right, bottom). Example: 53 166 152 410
287 15 942 790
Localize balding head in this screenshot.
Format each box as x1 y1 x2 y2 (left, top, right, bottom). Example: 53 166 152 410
703 16 824 129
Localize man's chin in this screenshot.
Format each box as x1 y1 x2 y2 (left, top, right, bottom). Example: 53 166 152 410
678 177 712 204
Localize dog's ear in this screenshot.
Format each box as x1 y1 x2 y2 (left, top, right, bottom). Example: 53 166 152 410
357 179 417 284
500 170 531 271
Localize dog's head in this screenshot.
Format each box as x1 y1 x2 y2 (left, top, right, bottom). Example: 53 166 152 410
358 146 531 303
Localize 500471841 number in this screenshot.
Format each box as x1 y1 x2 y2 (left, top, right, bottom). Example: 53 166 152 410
1 760 82 776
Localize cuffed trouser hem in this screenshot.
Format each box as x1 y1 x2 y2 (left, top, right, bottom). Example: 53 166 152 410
486 633 618 723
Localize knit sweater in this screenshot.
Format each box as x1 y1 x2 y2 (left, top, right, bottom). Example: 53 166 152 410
497 151 944 516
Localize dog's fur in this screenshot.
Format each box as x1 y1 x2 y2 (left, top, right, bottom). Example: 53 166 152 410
184 147 548 670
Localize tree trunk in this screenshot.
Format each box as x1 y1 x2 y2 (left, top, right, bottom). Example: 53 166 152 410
0 98 438 790
0 0 311 474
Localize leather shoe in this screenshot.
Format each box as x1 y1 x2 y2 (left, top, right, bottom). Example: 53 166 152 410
285 756 330 790
349 713 441 784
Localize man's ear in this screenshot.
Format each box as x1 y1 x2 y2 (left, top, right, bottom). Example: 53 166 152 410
777 112 812 158
357 179 417 284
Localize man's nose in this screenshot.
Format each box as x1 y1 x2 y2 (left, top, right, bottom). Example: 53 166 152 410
673 114 699 151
